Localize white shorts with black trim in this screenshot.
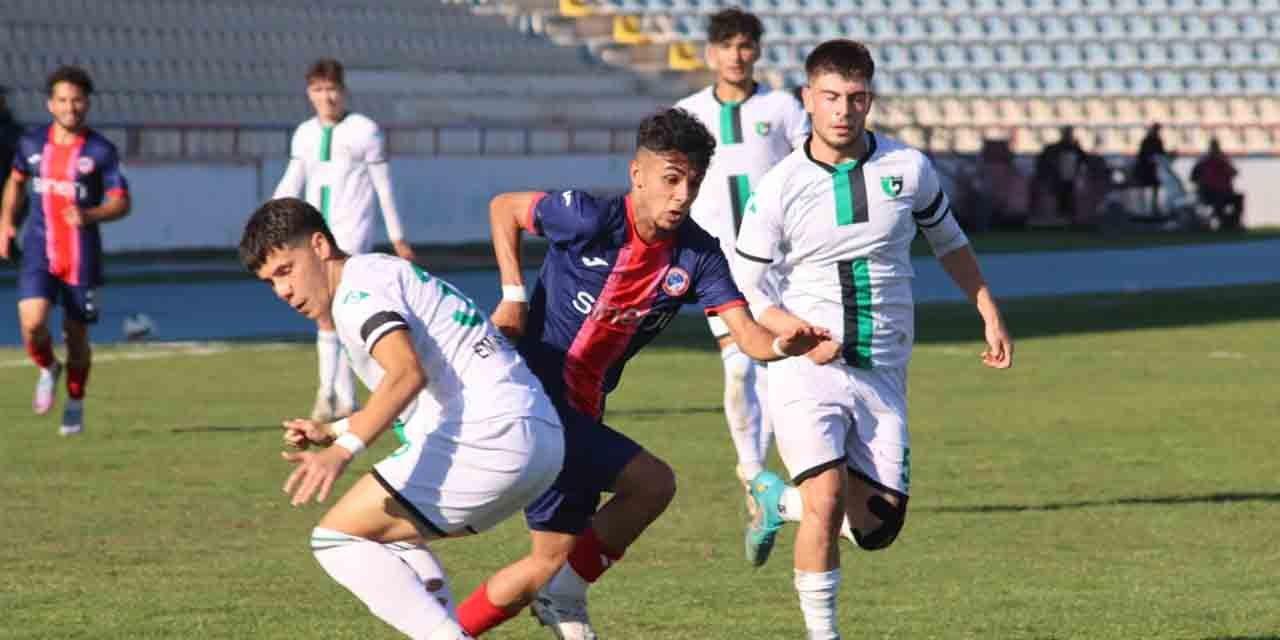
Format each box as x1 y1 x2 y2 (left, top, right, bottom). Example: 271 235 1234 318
769 356 911 495
372 415 564 536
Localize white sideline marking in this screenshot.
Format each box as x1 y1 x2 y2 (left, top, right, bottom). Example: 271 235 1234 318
0 341 299 368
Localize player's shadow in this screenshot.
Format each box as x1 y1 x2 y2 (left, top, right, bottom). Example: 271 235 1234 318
170 425 279 434
921 491 1280 514
607 405 721 418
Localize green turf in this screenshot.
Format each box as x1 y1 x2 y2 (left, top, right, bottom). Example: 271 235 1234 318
2 284 1278 639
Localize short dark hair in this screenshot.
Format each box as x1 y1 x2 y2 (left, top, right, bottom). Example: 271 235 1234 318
239 198 343 273
805 39 875 83
635 108 716 175
707 8 764 44
46 66 94 96
306 58 345 87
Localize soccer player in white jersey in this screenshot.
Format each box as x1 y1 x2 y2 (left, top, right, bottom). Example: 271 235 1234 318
674 9 810 498
273 58 415 424
731 41 1014 639
240 198 564 640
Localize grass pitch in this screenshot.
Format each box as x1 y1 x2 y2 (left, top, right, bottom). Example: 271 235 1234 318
2 284 1278 639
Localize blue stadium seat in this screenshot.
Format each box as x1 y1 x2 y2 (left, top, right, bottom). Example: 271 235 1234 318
938 43 967 68
925 71 954 95
1110 41 1139 66
983 16 1014 39
1053 43 1083 67
896 16 926 40
1095 15 1124 39
955 16 985 40
1239 14 1266 38
1009 70 1040 96
1183 71 1211 95
1256 41 1279 65
1242 69 1270 95
1154 70 1184 96
1040 71 1069 96
910 43 939 68
967 44 995 68
1193 41 1224 67
1126 70 1156 95
1126 15 1154 39
838 15 872 40
1211 70 1242 93
981 70 1012 95
1023 43 1052 67
1067 15 1096 39
1097 70 1127 95
925 16 955 41
1139 42 1169 66
1210 15 1241 39
1069 69 1095 93
954 71 986 94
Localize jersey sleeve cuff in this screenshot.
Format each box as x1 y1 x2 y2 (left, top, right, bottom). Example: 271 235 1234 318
106 187 128 199
522 192 546 235
704 299 748 317
9 168 27 181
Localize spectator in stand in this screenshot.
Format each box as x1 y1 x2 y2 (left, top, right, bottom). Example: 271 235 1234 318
1034 126 1086 223
1190 138 1244 230
1133 123 1168 215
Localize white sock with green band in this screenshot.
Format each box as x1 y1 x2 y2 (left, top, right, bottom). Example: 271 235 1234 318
310 528 468 638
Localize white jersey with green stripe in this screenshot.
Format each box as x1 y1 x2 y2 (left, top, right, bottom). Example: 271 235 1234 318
734 132 963 369
276 113 397 254
675 84 809 252
332 254 560 435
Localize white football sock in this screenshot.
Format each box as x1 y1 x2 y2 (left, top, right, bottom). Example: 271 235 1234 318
722 344 764 480
333 345 358 411
794 569 842 640
310 527 467 639
316 330 340 397
385 540 455 615
780 486 859 544
542 562 590 600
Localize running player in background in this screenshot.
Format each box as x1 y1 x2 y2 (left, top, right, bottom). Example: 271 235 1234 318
673 8 810 500
0 66 131 436
273 58 415 423
733 40 1014 639
241 198 564 640
453 108 828 639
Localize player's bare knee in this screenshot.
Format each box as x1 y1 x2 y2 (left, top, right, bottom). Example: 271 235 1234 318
851 494 908 552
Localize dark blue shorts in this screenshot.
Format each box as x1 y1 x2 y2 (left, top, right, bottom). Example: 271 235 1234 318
18 268 99 324
523 407 643 534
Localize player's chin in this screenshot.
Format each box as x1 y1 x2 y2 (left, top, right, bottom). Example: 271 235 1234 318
659 211 687 229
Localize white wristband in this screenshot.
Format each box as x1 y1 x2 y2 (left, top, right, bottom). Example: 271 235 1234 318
329 417 351 437
771 336 789 359
334 433 366 457
501 284 528 303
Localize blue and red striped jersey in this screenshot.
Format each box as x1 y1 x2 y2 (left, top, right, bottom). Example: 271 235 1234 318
10 125 128 286
518 190 746 419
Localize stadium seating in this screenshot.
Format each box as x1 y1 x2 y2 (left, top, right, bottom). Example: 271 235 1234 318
2 0 684 137
537 0 1280 153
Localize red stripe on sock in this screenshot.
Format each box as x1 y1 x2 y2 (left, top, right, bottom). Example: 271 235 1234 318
567 527 624 584
457 582 519 636
26 336 54 369
67 365 89 399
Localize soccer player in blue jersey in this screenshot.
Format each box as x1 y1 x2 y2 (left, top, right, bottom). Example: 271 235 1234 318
453 108 830 639
0 66 131 436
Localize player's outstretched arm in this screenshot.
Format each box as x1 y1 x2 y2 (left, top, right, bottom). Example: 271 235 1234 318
281 328 428 505
937 245 1013 369
0 172 27 260
489 192 541 338
719 305 830 362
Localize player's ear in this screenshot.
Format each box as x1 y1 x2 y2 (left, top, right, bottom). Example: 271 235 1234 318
311 231 331 259
801 84 814 115
629 156 642 191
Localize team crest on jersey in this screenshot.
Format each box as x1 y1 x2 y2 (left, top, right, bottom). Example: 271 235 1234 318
754 121 771 137
27 154 41 167
661 266 691 297
342 290 370 304
77 156 95 175
880 175 904 198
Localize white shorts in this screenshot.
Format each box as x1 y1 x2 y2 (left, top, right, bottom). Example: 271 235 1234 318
372 416 564 536
769 357 911 495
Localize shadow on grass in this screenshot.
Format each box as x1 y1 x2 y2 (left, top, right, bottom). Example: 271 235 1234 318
1201 636 1280 640
923 491 1280 514
171 425 278 434
608 405 722 418
644 283 1280 351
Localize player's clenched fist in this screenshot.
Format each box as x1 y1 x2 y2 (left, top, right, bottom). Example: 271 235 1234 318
491 300 527 339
